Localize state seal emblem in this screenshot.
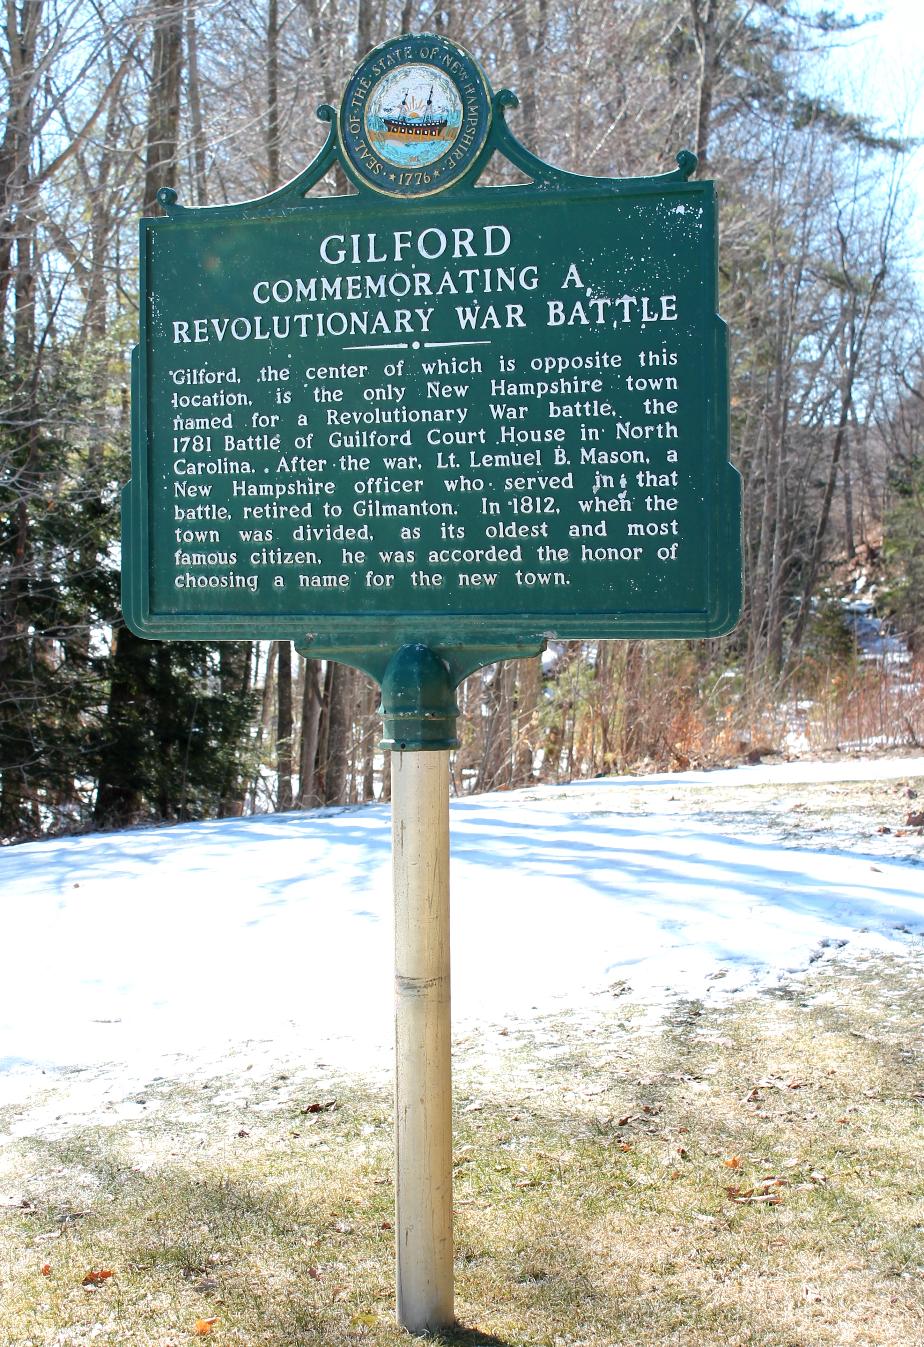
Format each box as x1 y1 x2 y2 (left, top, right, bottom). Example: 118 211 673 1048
339 35 492 198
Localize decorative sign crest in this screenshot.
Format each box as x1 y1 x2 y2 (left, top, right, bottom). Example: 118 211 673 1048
339 35 492 197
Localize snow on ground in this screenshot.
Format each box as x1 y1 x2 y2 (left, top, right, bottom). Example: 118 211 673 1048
1 756 923 1122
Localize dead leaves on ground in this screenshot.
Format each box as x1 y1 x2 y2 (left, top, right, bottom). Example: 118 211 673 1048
725 1166 828 1205
300 1099 338 1115
726 1177 785 1205
82 1268 114 1287
71 1264 227 1342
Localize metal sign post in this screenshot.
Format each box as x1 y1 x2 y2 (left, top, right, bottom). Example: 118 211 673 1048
383 644 457 1330
122 30 742 1335
378 641 529 1330
391 746 453 1330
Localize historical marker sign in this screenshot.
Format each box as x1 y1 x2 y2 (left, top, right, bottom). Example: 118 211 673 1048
122 36 744 1335
123 34 741 653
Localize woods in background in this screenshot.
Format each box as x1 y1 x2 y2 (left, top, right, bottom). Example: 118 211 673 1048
2 0 922 840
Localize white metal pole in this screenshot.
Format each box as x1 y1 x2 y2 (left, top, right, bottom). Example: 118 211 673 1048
391 748 454 1333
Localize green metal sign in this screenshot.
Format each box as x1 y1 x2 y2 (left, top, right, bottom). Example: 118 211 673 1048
122 35 741 672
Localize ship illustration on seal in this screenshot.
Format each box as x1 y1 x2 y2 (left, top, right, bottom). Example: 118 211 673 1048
382 86 447 139
364 63 463 168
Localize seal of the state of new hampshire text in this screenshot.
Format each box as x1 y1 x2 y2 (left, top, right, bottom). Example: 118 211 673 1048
339 35 492 198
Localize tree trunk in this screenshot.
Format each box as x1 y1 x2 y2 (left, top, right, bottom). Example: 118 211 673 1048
297 657 322 806
218 643 252 815
356 0 374 59
509 0 549 146
317 664 353 804
143 2 183 213
0 1 42 833
689 0 724 171
788 263 887 660
276 640 293 810
96 0 184 826
361 675 377 801
475 662 513 792
248 641 277 810
512 657 540 786
265 0 280 190
93 625 152 824
185 0 207 204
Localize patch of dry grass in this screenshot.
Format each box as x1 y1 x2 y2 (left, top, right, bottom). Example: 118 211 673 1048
1 952 922 1346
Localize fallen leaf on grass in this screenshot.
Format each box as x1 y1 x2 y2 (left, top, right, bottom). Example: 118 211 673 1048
194 1316 219 1334
41 1263 51 1276
82 1270 114 1286
723 1155 742 1169
727 1175 785 1203
301 1099 338 1115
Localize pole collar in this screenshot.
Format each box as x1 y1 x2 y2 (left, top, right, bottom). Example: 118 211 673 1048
379 643 458 752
